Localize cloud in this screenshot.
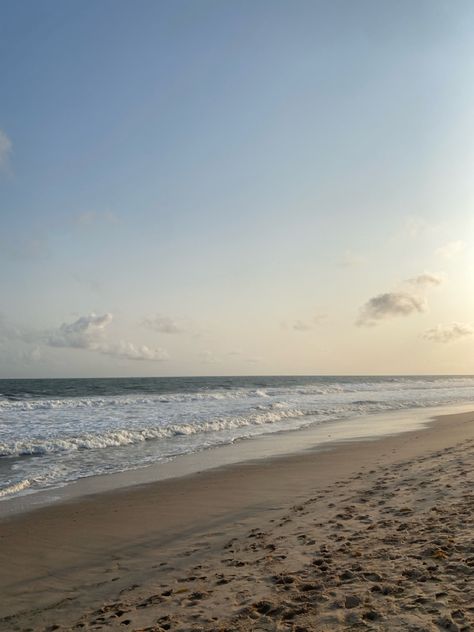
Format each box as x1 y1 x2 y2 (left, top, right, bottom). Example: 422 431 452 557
0 312 168 361
422 322 474 343
46 313 168 361
46 313 113 348
143 315 185 334
436 240 465 259
357 292 427 326
0 129 12 172
357 271 443 327
405 273 443 289
285 313 328 332
337 250 367 267
96 341 169 361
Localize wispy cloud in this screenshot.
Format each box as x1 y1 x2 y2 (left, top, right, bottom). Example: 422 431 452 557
95 340 169 361
422 322 474 343
405 273 443 289
0 129 12 173
436 240 465 260
143 314 185 334
282 313 327 332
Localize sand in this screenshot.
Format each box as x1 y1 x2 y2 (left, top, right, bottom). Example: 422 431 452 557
0 409 473 631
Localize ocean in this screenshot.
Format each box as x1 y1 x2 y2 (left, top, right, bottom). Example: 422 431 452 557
1 375 473 501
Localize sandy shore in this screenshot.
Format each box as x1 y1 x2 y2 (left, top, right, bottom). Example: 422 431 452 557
0 409 473 631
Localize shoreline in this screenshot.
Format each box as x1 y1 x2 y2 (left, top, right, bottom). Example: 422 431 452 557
2 402 472 519
0 408 473 630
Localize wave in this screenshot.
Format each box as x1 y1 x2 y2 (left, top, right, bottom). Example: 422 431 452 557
0 478 31 498
0 389 274 411
1 376 474 412
0 406 309 457
0 394 459 459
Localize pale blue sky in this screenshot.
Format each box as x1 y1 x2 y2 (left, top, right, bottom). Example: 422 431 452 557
1 0 473 377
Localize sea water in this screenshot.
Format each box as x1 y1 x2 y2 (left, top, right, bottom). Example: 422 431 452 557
1 375 473 500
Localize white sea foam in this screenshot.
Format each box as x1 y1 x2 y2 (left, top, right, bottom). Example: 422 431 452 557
0 407 308 457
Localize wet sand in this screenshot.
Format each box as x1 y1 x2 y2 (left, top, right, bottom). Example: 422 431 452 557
0 409 473 631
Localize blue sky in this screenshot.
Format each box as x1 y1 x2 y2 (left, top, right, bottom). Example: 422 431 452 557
1 0 473 377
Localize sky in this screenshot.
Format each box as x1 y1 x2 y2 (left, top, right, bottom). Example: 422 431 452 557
0 0 473 378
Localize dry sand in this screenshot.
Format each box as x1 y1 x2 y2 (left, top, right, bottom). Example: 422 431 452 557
0 410 473 631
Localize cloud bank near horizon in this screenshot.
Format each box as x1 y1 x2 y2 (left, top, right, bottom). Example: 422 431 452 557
0 313 169 362
46 313 168 361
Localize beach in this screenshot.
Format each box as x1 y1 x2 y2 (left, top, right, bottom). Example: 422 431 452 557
1 408 473 631
4 0 474 628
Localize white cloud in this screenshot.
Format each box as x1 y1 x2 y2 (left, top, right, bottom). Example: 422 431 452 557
422 322 474 343
436 240 465 259
143 315 185 334
0 129 12 172
46 313 112 348
96 341 169 361
357 292 427 327
405 273 444 289
46 313 168 361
